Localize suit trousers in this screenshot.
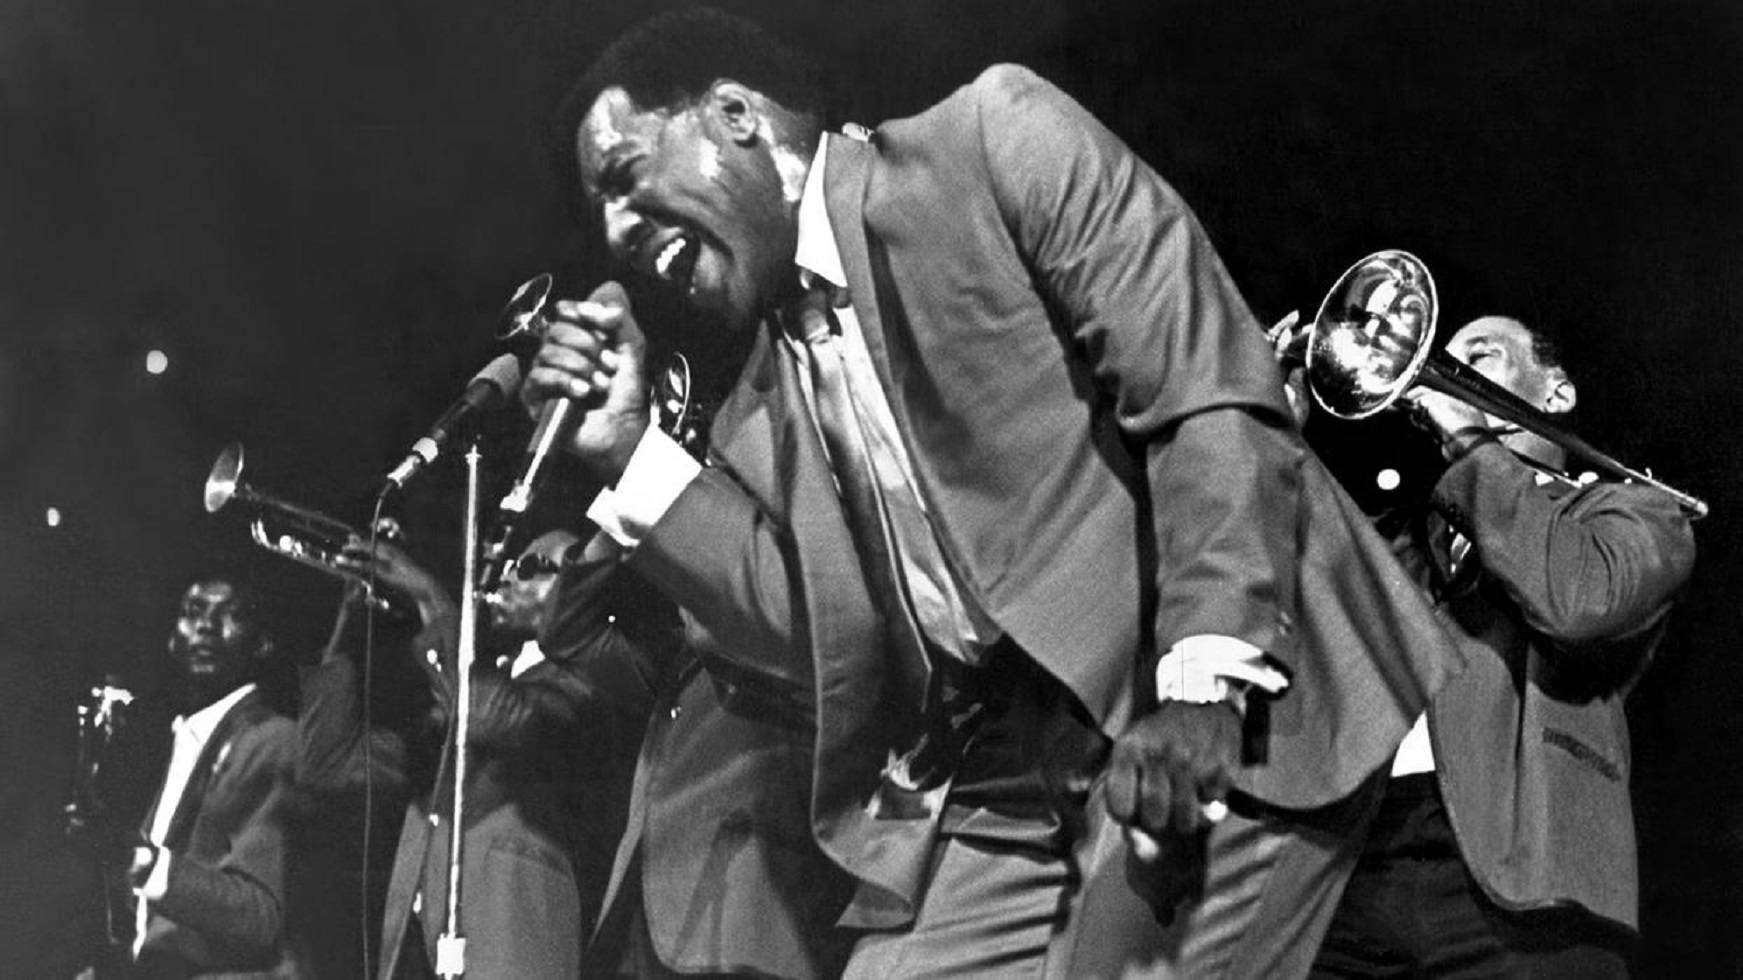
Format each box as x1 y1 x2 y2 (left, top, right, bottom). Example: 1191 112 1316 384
1047 772 1381 979
1053 770 1634 980
1309 774 1631 979
843 653 1107 979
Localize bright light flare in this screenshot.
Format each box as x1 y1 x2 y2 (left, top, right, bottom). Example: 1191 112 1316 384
145 350 169 375
1375 468 1402 491
45 506 63 527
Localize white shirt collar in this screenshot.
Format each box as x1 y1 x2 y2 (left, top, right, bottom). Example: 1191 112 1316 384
794 138 847 291
173 681 257 742
508 639 546 679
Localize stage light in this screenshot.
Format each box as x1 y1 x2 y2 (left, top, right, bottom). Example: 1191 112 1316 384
1376 468 1402 491
145 349 169 375
45 506 63 527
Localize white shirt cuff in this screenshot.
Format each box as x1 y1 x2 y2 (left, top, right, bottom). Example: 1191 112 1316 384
138 848 173 900
1155 634 1290 709
584 428 702 551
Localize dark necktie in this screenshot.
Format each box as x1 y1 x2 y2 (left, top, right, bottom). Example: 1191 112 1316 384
785 286 933 706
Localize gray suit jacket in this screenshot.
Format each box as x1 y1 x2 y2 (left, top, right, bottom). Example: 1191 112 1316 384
628 64 1467 926
1418 443 1694 931
593 656 855 979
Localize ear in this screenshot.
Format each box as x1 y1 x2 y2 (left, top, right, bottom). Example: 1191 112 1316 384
1542 370 1577 415
707 80 761 146
251 633 277 663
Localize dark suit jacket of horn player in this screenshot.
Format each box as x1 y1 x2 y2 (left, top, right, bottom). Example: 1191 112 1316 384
615 63 1470 931
1394 444 1695 932
296 570 655 979
133 687 310 979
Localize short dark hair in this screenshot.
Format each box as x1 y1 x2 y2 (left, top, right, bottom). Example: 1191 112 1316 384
1525 326 1567 376
548 7 828 178
183 573 272 639
1503 318 1579 424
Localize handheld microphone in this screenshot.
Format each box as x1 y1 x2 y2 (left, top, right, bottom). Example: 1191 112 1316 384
495 281 628 519
480 282 627 587
383 353 524 490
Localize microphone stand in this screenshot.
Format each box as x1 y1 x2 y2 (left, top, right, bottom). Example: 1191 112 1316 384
435 442 483 978
65 680 134 978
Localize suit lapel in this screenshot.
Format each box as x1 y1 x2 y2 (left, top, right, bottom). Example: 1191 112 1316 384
820 134 907 431
702 321 781 496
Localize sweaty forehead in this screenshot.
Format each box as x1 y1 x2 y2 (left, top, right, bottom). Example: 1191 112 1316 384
1451 319 1529 352
580 89 635 157
578 89 664 175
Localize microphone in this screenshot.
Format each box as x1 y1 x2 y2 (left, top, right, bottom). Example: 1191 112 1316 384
478 282 626 587
383 353 524 490
495 281 627 520
496 398 574 517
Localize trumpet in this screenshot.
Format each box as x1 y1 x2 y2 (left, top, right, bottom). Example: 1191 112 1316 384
203 443 406 609
1300 250 1708 519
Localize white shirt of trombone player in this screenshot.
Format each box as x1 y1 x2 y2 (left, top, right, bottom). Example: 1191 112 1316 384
132 681 258 958
586 134 1287 722
1390 468 1596 777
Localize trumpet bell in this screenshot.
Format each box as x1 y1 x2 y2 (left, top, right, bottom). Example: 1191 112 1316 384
1307 250 1439 419
200 442 412 610
204 442 244 513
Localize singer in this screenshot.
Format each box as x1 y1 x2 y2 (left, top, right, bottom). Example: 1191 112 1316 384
522 9 1464 978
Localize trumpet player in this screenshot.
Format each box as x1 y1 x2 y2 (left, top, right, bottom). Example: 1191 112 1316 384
126 574 309 978
1285 315 1698 977
297 529 669 979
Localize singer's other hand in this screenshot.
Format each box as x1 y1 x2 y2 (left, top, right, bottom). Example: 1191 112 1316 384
523 281 650 483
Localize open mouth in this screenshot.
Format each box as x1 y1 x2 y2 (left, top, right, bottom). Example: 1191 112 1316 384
645 230 702 296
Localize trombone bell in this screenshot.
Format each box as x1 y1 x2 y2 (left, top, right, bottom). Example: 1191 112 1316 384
1303 251 1708 519
1307 250 1438 419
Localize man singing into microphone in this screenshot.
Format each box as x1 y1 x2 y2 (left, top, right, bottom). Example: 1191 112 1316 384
521 9 1463 977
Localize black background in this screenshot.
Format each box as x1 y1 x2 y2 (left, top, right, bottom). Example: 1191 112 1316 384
3 0 1740 974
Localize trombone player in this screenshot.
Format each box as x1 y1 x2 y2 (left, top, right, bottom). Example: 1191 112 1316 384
1281 314 1698 976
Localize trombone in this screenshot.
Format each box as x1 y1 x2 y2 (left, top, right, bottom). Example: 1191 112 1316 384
203 442 406 609
1300 250 1708 519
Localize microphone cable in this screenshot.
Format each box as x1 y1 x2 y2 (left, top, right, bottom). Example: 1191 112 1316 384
358 487 390 980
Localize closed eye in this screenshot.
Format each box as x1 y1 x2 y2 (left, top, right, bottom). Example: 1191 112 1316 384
595 159 636 203
1462 343 1500 364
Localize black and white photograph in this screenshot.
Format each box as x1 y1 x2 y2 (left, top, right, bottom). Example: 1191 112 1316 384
4 1 1740 977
